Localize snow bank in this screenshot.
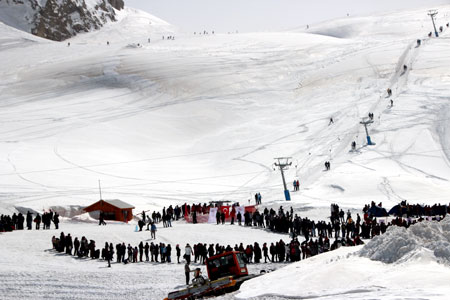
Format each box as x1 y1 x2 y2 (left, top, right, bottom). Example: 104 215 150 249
358 216 450 264
71 212 98 223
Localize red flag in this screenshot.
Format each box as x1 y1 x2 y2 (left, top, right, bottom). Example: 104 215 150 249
219 206 231 218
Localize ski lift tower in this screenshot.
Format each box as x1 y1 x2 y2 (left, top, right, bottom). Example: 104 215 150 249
428 10 439 37
274 157 292 201
360 119 374 145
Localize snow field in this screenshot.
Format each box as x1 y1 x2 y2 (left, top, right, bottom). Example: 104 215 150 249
1 3 450 300
0 220 288 299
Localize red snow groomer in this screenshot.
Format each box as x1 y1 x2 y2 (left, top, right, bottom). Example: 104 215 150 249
165 251 259 300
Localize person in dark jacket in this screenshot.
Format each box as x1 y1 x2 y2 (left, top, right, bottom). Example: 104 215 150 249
17 213 24 230
185 261 190 285
144 242 150 261
26 211 32 230
108 243 114 267
34 213 41 230
74 237 80 256
254 242 262 263
53 213 60 230
166 244 172 263
216 210 221 225
176 244 181 263
65 234 73 255
139 241 144 262
263 242 270 262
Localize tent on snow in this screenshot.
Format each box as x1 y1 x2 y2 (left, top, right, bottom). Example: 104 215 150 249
367 205 388 217
388 204 405 216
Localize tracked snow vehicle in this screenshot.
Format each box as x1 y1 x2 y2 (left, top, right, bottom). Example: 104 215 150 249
165 251 259 300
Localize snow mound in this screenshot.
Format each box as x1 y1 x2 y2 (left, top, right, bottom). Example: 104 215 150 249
358 216 450 264
71 212 98 223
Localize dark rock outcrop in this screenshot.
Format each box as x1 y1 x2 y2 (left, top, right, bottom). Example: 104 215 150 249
108 0 124 10
0 0 124 41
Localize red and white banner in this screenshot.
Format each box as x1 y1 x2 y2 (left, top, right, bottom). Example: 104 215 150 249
186 205 255 224
235 206 245 217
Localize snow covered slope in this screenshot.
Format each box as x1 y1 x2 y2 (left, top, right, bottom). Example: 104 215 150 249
1 4 450 300
0 5 449 216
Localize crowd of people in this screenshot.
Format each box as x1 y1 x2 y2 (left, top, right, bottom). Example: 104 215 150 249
0 210 60 232
387 200 447 218
48 198 448 282
52 200 449 268
52 231 181 267
50 232 364 270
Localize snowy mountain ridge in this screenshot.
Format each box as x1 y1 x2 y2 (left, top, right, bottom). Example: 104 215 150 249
0 0 124 40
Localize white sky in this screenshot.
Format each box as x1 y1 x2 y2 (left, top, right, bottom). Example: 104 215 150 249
125 0 450 32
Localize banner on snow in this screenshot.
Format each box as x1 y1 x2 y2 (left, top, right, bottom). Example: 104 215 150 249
208 207 218 224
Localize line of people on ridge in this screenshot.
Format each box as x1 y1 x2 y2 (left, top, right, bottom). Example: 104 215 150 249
0 210 60 232
51 233 363 269
363 200 449 219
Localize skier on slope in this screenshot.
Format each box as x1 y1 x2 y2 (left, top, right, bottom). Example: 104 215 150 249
387 88 392 97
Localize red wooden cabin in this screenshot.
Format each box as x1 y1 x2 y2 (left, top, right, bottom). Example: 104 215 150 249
83 199 134 222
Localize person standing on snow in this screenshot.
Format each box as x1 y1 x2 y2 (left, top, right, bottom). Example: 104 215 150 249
166 244 172 263
144 242 150 261
185 261 191 285
216 210 221 225
26 211 32 230
230 206 236 225
176 244 181 263
34 213 41 230
150 222 157 239
184 243 192 263
53 213 60 230
139 241 144 262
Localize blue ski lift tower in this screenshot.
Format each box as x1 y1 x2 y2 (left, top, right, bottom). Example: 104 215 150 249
428 10 439 37
274 157 292 201
360 118 374 145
